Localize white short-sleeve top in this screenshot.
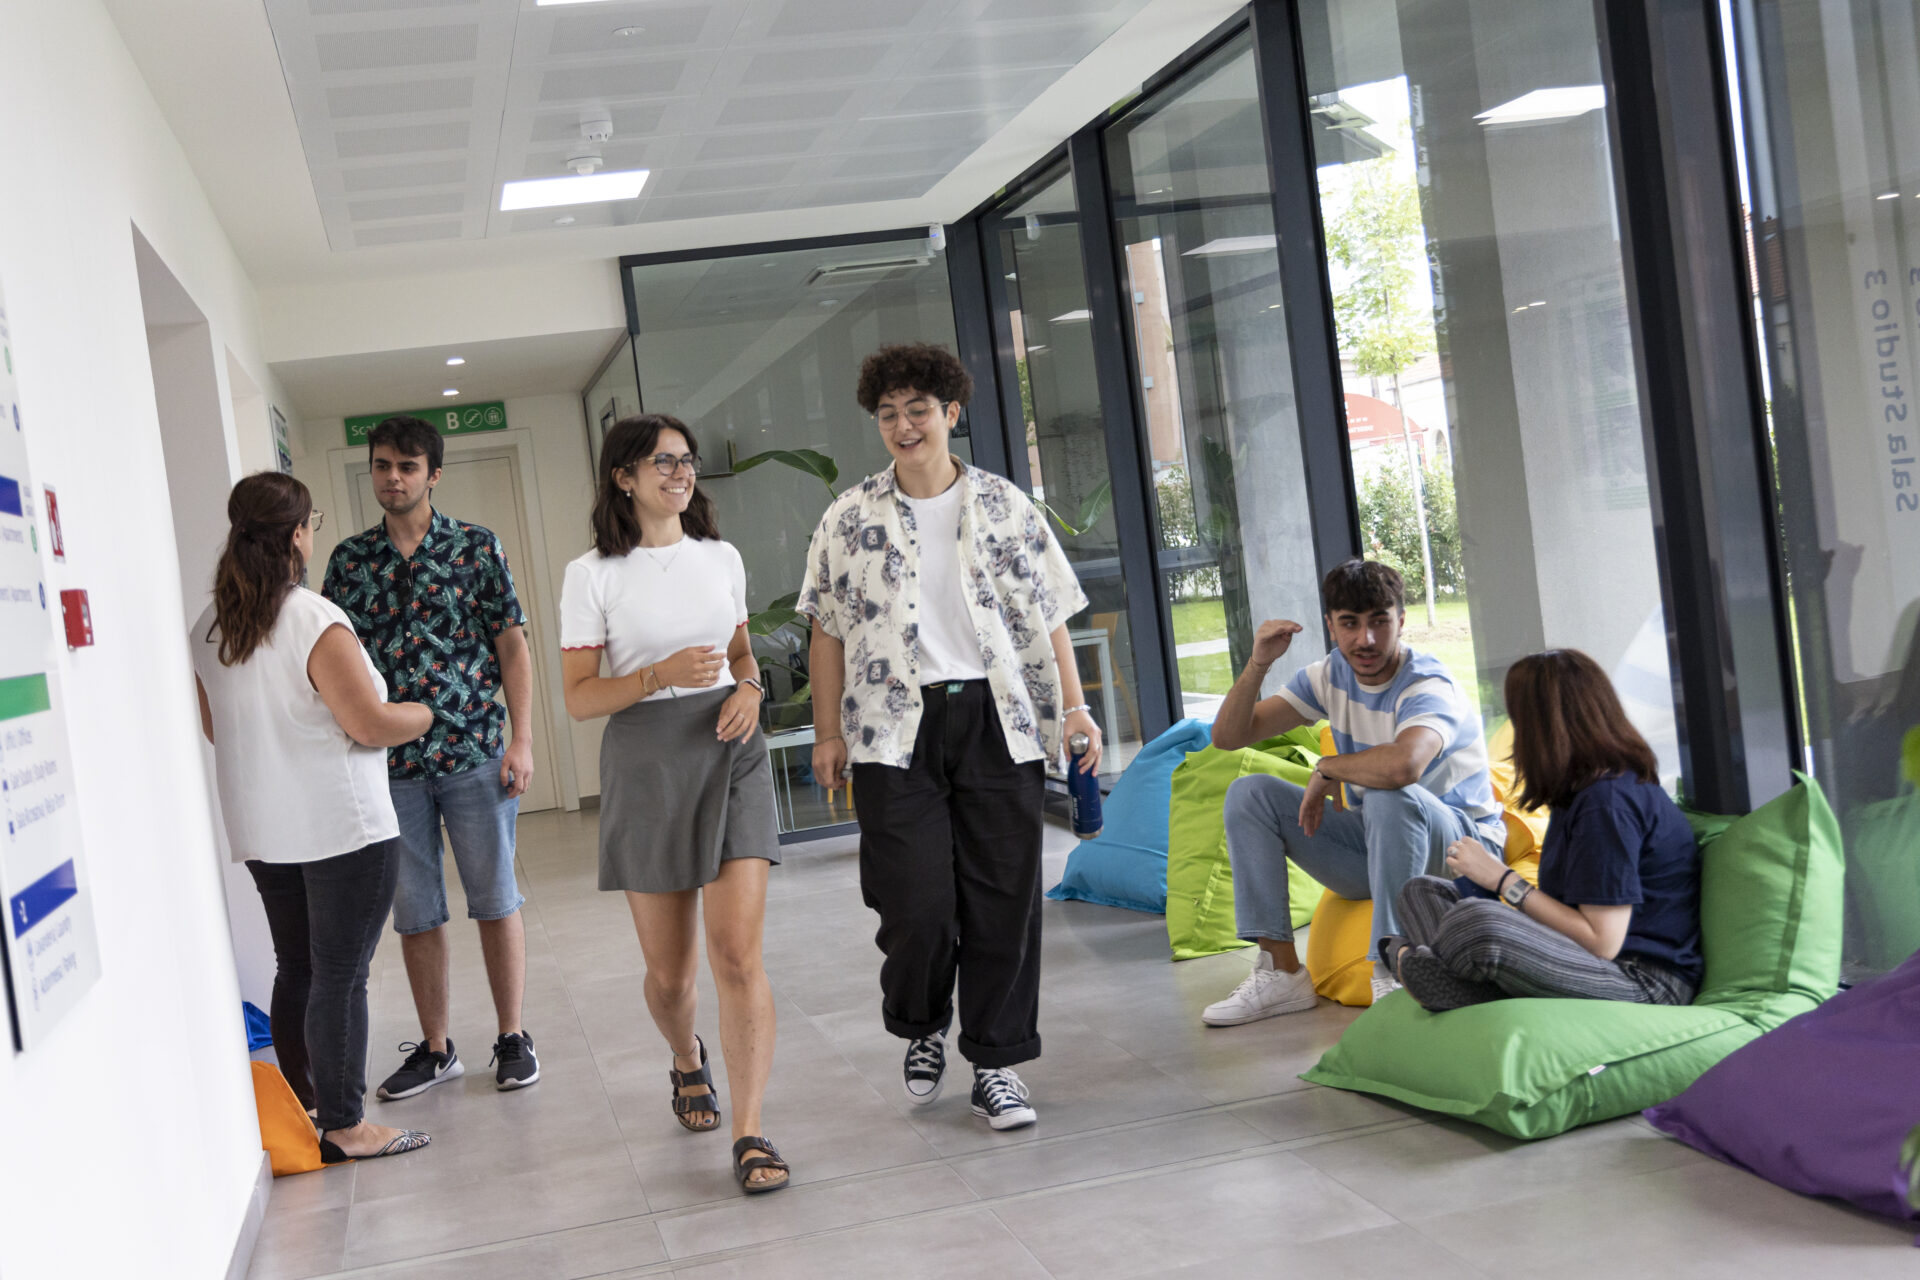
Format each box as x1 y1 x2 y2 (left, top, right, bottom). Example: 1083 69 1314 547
190 588 401 864
559 536 749 701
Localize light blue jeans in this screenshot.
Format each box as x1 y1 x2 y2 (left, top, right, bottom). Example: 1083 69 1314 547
1223 774 1499 962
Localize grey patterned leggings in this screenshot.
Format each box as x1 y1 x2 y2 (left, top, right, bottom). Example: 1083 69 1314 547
1395 876 1695 1005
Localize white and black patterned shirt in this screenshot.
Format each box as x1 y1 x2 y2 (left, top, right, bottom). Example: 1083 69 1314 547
797 459 1088 770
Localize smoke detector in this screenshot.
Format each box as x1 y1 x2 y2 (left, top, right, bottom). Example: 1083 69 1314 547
568 109 614 175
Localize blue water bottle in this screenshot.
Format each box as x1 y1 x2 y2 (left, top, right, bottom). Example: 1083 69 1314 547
1068 732 1103 839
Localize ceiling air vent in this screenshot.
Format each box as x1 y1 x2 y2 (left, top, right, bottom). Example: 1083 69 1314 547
803 255 931 287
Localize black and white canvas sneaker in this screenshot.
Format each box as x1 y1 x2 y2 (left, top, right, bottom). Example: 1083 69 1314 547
902 1032 946 1106
491 1031 540 1090
376 1039 464 1100
970 1066 1036 1131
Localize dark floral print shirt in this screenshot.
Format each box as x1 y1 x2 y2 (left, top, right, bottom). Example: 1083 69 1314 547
322 510 527 780
798 460 1087 770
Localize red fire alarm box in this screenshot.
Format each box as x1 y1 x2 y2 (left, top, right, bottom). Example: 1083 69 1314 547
44 485 63 561
60 589 91 648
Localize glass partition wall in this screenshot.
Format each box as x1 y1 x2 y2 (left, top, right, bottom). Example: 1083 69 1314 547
1296 0 1682 779
982 165 1149 776
1729 0 1920 973
1105 29 1328 713
622 235 965 836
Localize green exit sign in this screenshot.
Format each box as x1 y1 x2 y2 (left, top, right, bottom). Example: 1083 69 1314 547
344 401 508 446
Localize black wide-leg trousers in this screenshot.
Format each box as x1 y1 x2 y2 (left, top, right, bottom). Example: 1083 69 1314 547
850 679 1047 1069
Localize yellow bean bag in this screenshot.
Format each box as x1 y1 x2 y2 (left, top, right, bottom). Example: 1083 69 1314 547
1307 722 1547 1007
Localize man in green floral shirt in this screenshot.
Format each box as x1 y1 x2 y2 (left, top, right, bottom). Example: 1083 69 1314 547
323 416 541 1096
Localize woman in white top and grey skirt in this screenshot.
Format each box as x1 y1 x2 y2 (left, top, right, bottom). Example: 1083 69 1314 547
191 472 435 1165
559 415 788 1194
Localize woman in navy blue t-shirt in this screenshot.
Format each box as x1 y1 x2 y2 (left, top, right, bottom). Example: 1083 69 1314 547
1382 649 1703 1012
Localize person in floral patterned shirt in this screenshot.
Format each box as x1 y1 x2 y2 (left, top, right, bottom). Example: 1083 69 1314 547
799 342 1101 1132
323 415 542 1098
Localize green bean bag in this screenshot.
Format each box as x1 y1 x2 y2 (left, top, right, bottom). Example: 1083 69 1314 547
1165 726 1328 960
1302 776 1844 1139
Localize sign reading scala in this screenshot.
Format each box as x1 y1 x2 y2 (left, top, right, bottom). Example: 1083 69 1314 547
0 286 102 1052
344 401 508 447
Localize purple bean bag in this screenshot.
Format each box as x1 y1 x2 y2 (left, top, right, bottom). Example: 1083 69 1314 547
1644 946 1920 1224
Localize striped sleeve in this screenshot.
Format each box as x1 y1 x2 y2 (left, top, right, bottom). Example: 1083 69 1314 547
1395 676 1462 747
1279 658 1328 719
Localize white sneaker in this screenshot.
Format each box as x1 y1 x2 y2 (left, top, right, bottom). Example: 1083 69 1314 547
1201 951 1318 1025
1370 961 1403 1004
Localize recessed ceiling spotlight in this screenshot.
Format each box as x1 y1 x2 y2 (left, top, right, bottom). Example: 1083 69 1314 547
612 25 644 37
501 168 649 211
442 388 459 397
445 356 465 366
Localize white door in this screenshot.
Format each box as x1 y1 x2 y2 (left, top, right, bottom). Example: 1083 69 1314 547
349 450 560 813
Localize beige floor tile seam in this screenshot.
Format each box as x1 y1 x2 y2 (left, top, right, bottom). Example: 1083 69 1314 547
586 1132 1430 1280
306 1109 1432 1280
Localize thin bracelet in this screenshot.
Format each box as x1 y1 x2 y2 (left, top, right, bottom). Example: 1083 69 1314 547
1495 868 1516 897
1062 703 1091 716
817 732 844 743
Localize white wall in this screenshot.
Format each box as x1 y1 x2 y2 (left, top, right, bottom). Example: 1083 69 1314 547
294 392 605 802
0 4 288 1278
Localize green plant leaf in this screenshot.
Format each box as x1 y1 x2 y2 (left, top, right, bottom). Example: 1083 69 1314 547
1077 478 1113 532
1902 1122 1920 1211
785 681 812 704
734 448 838 490
747 607 803 637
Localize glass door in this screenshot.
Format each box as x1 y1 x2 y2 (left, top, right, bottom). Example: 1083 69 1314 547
1105 29 1330 716
983 162 1146 777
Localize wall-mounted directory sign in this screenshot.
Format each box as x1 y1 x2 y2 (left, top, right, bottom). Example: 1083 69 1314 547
0 286 101 1051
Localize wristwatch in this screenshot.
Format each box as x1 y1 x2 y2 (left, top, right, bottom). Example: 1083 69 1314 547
740 676 764 695
1500 873 1534 909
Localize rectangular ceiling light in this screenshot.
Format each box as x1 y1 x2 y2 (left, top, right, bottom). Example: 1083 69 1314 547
500 169 649 211
1475 86 1605 126
1182 235 1277 257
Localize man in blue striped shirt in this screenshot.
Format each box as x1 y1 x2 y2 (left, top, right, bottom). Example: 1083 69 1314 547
1200 560 1503 1025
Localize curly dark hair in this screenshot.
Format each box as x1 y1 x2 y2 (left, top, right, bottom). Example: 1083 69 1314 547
1321 558 1405 615
855 342 972 413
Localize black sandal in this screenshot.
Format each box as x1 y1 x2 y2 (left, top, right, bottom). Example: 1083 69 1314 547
732 1135 790 1194
669 1035 721 1132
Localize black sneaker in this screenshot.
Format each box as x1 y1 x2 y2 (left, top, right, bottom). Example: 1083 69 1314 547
970 1066 1036 1131
902 1032 946 1106
491 1031 540 1091
376 1039 463 1100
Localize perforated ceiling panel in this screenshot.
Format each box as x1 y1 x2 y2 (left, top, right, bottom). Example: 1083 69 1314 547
262 0 1153 250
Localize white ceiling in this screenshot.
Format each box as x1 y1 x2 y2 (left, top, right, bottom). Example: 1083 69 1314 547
263 0 1161 252
270 327 625 420
103 0 1247 392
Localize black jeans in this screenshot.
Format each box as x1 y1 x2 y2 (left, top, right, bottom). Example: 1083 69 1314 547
246 839 399 1132
851 680 1047 1068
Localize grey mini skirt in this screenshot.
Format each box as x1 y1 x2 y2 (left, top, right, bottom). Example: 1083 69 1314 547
597 685 781 894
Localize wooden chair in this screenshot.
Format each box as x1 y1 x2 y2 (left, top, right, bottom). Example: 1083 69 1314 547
1083 611 1142 741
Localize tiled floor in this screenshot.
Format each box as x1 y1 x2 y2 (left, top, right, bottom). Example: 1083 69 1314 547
249 810 1915 1279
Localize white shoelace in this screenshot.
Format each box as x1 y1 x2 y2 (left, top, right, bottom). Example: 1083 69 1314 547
1232 965 1283 1001
905 1036 944 1079
976 1067 1028 1110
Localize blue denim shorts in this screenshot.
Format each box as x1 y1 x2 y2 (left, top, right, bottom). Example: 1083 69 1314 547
388 759 524 935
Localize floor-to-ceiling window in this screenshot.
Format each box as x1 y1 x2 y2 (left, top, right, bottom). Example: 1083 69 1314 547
1729 0 1920 974
1298 0 1682 780
622 234 965 835
1105 28 1328 716
983 163 1148 777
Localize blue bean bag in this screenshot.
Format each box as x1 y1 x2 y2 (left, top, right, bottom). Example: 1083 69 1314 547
1047 718 1215 914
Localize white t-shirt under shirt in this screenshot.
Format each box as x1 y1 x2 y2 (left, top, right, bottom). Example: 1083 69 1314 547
902 482 988 684
560 536 748 701
190 588 400 865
